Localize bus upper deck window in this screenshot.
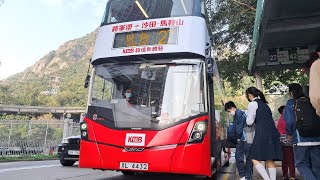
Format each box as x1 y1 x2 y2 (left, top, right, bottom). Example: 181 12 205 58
110 16 118 23
103 0 196 25
201 0 205 15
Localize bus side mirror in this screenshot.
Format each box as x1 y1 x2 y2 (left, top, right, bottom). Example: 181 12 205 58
206 58 214 74
84 75 90 88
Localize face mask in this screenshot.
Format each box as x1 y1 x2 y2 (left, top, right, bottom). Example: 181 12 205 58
229 111 236 116
125 93 132 98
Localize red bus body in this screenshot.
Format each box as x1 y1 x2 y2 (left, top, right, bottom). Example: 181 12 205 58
80 115 212 176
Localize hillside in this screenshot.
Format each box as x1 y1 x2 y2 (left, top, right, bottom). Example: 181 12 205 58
0 31 97 107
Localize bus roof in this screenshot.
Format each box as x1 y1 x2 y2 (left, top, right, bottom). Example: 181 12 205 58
249 0 320 73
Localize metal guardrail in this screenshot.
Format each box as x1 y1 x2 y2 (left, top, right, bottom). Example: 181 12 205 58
0 120 80 157
0 140 51 157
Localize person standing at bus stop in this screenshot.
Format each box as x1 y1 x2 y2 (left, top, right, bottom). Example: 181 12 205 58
284 83 320 180
310 47 320 116
277 106 295 180
225 101 252 180
245 87 282 180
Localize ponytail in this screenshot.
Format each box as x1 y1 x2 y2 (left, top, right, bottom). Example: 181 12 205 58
257 89 268 104
246 87 268 104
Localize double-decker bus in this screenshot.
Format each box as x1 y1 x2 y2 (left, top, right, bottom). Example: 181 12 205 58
79 0 230 178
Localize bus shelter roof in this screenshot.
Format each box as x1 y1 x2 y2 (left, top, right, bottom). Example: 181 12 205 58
249 0 320 73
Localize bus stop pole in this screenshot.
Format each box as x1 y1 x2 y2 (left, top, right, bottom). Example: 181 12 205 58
255 71 263 91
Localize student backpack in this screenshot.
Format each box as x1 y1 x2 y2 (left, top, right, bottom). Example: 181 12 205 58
295 97 320 137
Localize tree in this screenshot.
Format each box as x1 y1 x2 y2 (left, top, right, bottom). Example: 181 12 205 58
207 0 256 89
207 0 307 91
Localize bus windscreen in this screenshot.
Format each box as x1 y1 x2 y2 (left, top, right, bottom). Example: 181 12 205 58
102 0 194 24
89 60 206 130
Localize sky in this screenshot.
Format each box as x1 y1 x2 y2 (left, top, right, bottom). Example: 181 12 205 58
0 0 107 80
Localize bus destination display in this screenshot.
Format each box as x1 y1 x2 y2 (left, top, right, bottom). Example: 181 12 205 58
113 28 178 48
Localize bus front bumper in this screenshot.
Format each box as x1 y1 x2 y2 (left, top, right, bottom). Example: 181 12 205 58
79 140 212 177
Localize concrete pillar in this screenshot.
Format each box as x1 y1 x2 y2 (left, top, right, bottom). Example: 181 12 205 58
255 71 263 92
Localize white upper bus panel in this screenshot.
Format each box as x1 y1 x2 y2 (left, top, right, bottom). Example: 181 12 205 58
91 16 208 64
101 0 203 25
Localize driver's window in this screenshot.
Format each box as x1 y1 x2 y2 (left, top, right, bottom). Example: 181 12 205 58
92 76 113 101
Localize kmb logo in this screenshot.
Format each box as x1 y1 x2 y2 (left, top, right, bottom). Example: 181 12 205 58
125 133 146 147
128 136 143 143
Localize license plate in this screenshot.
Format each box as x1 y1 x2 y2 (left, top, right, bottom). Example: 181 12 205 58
68 150 79 155
120 162 148 170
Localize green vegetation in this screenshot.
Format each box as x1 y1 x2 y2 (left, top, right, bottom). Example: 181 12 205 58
0 114 63 142
0 31 96 107
0 114 31 120
0 155 58 161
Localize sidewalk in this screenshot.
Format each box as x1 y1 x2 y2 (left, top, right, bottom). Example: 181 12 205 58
235 161 303 180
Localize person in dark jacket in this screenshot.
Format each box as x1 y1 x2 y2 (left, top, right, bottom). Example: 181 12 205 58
245 87 282 180
225 101 252 180
283 83 320 180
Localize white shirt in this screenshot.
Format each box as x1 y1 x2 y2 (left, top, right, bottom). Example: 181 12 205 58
246 97 259 126
310 59 320 116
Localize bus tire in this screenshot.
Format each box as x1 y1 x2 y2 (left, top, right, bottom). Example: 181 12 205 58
60 159 75 166
121 171 135 176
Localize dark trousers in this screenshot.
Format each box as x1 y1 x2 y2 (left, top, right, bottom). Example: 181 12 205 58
293 145 320 180
235 141 253 179
282 146 295 178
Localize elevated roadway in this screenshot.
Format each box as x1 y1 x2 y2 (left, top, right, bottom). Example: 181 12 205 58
0 105 85 114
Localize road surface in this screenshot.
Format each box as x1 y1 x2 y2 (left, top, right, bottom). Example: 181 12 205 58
0 160 236 180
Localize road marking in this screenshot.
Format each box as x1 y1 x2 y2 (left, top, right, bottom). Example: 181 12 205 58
0 164 60 173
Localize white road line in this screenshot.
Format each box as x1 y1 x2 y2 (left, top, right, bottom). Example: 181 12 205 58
0 164 61 173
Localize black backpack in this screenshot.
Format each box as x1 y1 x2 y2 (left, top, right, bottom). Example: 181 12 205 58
295 97 320 137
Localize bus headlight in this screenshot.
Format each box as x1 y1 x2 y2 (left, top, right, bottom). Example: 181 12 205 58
195 122 206 131
193 132 202 139
80 122 88 140
81 123 88 130
188 120 208 144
